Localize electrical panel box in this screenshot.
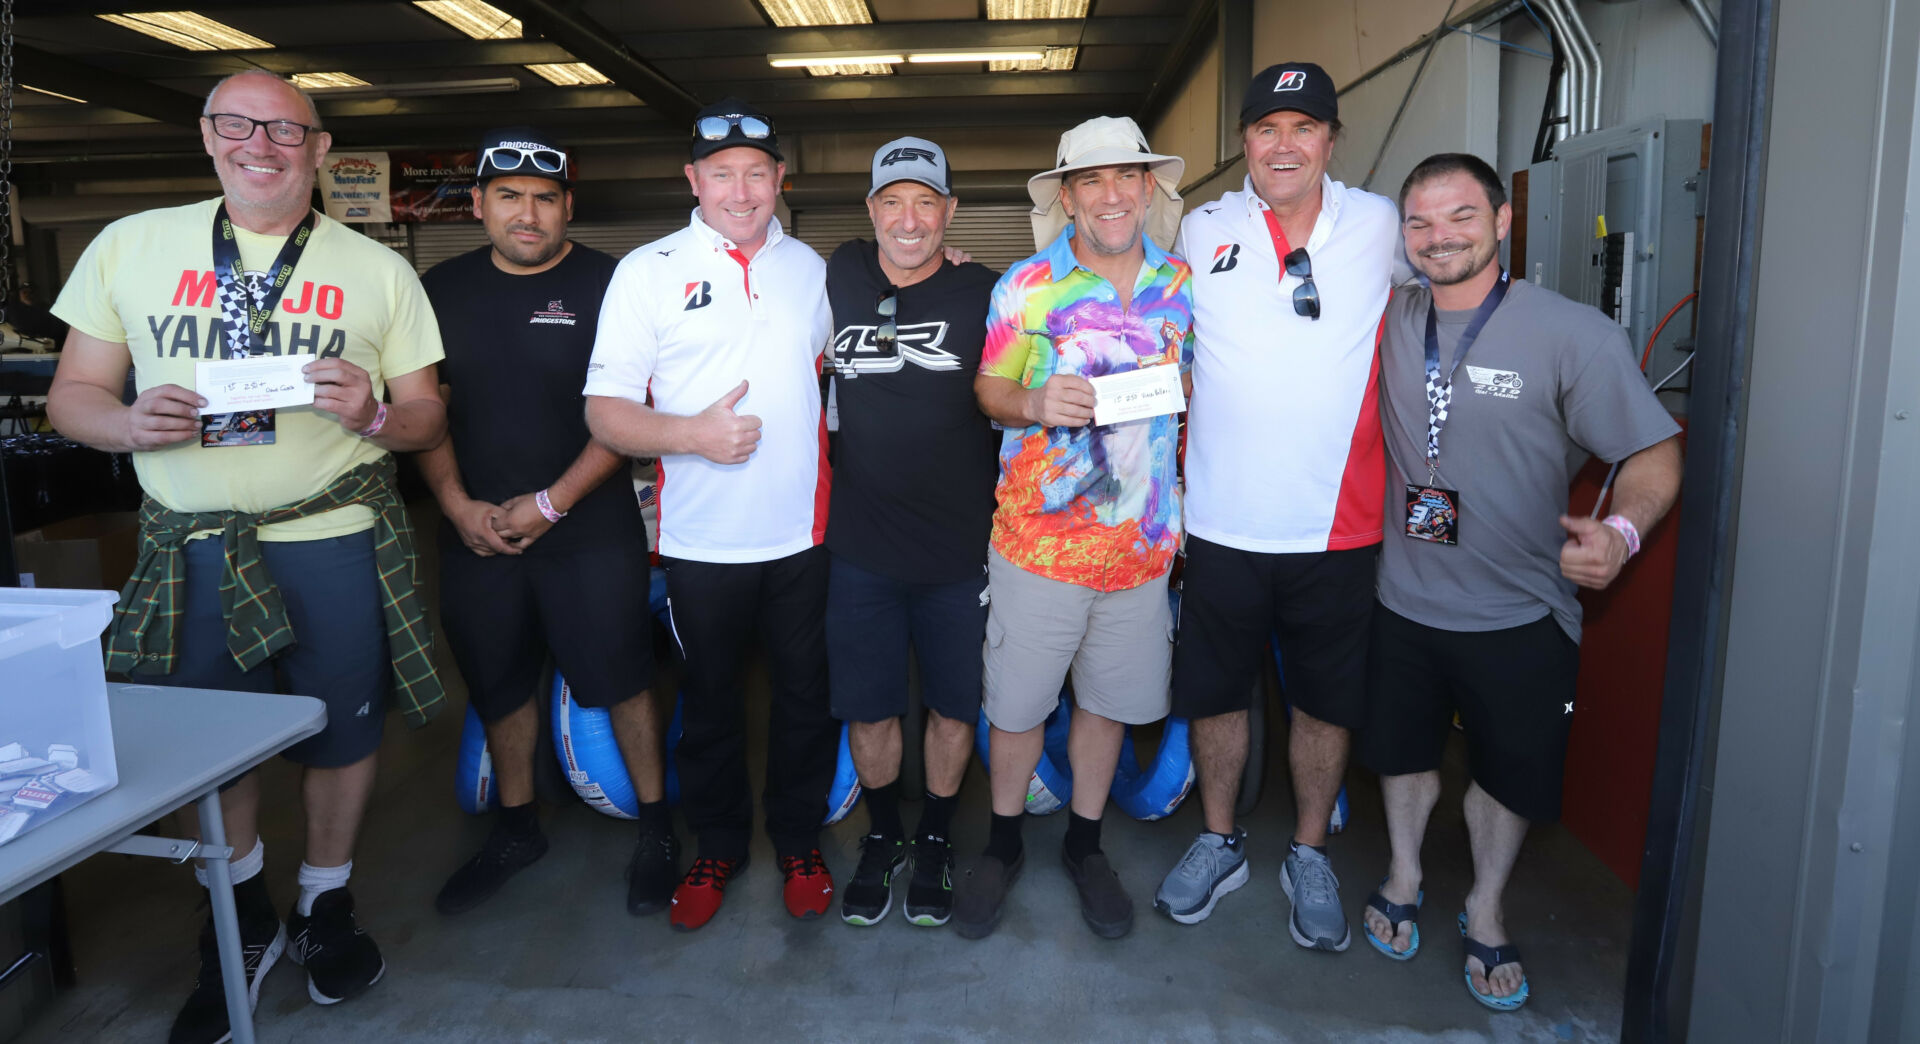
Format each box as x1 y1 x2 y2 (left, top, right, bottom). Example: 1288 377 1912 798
1523 117 1705 410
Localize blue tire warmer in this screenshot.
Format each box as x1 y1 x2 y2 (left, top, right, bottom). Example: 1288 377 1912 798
975 690 1074 814
453 704 498 815
1109 716 1196 820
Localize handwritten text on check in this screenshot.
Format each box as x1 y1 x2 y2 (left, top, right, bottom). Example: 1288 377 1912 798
1090 364 1186 426
195 356 316 415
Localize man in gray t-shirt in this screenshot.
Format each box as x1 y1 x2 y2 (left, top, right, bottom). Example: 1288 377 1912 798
1354 154 1681 1013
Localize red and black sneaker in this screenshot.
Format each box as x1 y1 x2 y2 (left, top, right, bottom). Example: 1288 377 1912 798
670 855 747 933
779 848 834 920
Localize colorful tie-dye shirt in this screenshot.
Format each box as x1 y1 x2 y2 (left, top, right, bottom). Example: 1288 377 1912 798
978 225 1195 592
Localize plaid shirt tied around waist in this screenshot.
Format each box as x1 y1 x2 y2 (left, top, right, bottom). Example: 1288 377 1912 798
105 456 445 729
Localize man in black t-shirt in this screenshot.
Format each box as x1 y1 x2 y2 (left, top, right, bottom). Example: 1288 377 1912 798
825 137 1000 928
417 128 674 918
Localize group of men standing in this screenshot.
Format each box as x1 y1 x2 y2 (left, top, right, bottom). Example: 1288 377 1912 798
44 55 1681 1043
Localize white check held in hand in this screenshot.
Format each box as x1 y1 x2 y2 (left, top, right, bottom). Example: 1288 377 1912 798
1090 363 1185 426
194 355 316 415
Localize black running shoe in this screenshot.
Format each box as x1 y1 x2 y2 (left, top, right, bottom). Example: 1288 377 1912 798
288 888 385 1006
168 908 285 1044
904 834 955 927
840 834 906 926
627 821 681 916
435 822 550 916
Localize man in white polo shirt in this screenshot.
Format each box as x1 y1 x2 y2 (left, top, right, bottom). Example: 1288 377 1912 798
1154 62 1400 953
584 98 837 932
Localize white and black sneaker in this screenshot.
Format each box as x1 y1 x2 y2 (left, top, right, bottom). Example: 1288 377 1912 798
168 908 286 1044
840 834 906 926
287 887 386 1005
903 834 955 927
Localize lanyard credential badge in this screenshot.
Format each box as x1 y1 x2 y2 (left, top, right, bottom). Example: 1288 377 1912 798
201 205 317 447
1404 272 1509 546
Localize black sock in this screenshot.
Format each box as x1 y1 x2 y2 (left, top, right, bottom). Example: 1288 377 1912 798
1291 838 1329 858
635 798 670 835
983 811 1024 864
499 800 539 837
915 790 958 842
864 780 904 841
1064 811 1102 864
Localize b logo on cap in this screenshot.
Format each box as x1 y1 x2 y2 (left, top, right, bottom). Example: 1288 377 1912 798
880 147 938 167
1274 70 1307 92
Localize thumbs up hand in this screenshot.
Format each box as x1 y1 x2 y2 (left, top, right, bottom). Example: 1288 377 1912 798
1558 514 1630 590
691 380 762 465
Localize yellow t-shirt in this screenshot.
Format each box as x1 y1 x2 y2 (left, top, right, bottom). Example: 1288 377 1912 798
53 198 444 541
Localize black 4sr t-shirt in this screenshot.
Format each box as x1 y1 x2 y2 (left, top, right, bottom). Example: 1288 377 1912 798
420 243 640 554
824 239 1000 584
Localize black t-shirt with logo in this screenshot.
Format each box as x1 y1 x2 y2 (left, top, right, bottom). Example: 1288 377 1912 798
420 243 639 554
825 239 1000 584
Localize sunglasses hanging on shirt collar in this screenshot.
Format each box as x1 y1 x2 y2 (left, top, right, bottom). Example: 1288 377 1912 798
695 114 775 141
874 285 900 354
1285 247 1321 320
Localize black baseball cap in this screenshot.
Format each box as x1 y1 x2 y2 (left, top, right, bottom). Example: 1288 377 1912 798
476 126 570 186
1241 62 1339 127
690 98 783 163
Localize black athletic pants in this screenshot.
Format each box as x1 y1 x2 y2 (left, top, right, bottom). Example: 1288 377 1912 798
662 545 836 861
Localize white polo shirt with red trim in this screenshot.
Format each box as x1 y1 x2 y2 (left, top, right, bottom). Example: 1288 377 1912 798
585 210 832 564
1176 174 1401 554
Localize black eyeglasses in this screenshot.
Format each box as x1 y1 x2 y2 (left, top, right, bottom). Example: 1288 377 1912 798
481 145 567 175
695 114 775 141
207 113 314 147
1284 247 1320 320
874 286 899 354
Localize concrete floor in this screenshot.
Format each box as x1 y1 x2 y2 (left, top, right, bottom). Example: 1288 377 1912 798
16 516 1634 1043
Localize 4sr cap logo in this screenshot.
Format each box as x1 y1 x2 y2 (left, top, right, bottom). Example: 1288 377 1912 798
880 146 938 167
1274 70 1307 92
683 281 712 310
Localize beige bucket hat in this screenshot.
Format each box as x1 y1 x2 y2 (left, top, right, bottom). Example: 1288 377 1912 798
1026 115 1186 252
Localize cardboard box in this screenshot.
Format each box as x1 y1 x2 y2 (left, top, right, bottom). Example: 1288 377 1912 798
11 512 138 593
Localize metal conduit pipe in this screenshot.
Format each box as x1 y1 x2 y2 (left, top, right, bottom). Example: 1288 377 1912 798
1682 0 1720 45
1531 0 1587 134
1562 0 1603 131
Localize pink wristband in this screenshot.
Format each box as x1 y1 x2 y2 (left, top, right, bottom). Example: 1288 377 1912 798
355 401 388 438
1601 514 1641 559
535 489 566 523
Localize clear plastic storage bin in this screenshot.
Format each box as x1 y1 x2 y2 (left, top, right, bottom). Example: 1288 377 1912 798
0 588 119 847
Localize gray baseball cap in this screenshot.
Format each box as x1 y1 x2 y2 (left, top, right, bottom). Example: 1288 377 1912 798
868 136 951 197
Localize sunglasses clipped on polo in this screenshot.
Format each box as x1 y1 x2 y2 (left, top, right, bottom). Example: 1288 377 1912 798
1284 247 1321 320
481 145 568 175
695 114 775 142
874 285 900 353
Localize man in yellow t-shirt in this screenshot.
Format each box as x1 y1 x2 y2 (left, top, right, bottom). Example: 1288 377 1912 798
48 70 444 1043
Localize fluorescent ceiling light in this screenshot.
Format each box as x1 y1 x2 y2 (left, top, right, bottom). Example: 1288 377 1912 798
768 51 903 68
907 50 1047 64
96 12 272 51
413 0 520 39
757 0 891 76
289 72 370 89
303 77 521 98
984 0 1086 70
525 62 611 86
23 85 86 104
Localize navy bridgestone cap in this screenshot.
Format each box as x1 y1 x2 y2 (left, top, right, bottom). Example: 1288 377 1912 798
690 98 783 163
1241 62 1339 127
476 126 570 186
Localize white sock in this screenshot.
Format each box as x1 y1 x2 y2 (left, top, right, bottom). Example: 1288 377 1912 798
195 837 264 889
296 860 352 916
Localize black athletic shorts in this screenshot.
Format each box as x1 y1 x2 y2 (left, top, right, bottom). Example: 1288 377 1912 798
826 552 987 724
1170 537 1378 730
439 534 654 721
1357 602 1579 824
133 532 388 768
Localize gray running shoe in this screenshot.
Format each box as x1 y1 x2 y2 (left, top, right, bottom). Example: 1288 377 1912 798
1280 844 1351 951
1153 829 1250 925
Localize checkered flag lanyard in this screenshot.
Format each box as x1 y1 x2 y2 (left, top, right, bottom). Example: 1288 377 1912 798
217 271 267 359
1420 271 1511 481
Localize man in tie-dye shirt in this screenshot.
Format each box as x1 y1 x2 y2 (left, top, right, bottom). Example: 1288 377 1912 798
952 116 1192 942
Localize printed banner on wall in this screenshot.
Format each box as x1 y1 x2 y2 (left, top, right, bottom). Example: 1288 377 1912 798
389 150 480 223
318 151 391 223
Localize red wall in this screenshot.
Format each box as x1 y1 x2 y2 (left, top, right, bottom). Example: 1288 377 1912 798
1560 423 1686 888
